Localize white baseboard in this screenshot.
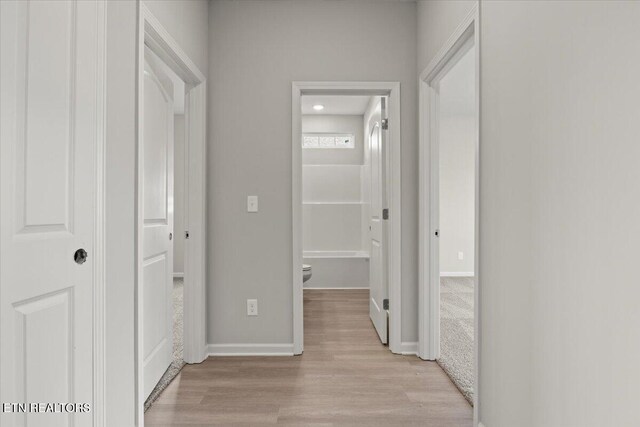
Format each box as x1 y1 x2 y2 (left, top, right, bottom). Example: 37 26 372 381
399 341 418 355
173 272 184 278
304 287 369 290
206 343 294 356
478 423 486 427
440 272 474 277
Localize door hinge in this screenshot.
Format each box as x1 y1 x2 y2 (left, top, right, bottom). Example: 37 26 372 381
382 208 389 220
185 231 190 239
383 299 389 310
381 118 388 130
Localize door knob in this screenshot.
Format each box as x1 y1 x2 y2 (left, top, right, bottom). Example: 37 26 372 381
74 248 88 265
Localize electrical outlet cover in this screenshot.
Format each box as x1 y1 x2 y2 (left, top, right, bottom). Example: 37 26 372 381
247 299 258 316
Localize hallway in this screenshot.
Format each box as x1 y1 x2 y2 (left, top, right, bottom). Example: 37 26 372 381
145 289 471 425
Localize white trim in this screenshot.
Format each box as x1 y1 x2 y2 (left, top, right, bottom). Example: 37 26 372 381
440 272 474 277
399 342 418 355
183 80 207 365
418 3 480 426
92 2 107 425
292 84 303 355
207 343 295 357
303 251 369 259
303 163 364 167
304 287 369 290
292 81 402 356
136 4 207 425
141 8 205 85
478 423 486 427
473 7 481 424
302 201 363 205
173 272 184 278
418 4 478 83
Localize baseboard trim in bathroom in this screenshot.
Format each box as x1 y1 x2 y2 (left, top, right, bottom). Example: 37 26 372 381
206 343 294 356
399 341 418 355
304 286 369 290
478 422 486 427
173 272 184 278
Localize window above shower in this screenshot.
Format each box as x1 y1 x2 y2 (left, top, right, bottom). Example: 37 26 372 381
302 133 355 149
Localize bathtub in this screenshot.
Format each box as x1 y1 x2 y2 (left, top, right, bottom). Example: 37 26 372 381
302 250 369 289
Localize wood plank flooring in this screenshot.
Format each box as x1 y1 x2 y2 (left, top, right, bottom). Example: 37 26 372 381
145 289 472 426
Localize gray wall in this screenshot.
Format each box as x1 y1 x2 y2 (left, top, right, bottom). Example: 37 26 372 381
208 0 418 345
479 1 640 426
173 114 185 274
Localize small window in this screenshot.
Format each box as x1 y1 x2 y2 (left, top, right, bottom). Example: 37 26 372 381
302 133 355 149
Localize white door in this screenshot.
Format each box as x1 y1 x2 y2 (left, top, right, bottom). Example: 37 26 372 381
0 1 102 426
142 50 175 399
369 98 389 344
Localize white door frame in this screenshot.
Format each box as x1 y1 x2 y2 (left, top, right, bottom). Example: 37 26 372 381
136 4 207 424
291 82 402 355
418 2 480 423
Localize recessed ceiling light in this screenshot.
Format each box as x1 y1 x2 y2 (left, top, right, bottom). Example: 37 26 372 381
312 104 324 111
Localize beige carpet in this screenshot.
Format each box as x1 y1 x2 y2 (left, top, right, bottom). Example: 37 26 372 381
438 276 474 404
144 278 185 411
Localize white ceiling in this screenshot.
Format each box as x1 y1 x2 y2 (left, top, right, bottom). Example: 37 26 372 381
301 95 371 115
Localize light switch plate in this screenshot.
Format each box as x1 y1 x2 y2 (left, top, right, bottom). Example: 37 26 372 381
247 195 258 213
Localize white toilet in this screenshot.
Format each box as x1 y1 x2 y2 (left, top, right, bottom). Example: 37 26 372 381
303 264 312 283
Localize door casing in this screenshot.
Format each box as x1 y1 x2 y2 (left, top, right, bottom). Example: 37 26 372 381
291 82 402 355
135 4 207 425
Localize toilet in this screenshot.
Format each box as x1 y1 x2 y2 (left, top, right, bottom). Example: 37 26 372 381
303 264 312 283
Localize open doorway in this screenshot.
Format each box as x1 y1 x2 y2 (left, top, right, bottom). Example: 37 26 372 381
292 82 402 355
435 44 476 403
300 95 385 349
419 7 479 417
141 47 187 409
137 5 208 421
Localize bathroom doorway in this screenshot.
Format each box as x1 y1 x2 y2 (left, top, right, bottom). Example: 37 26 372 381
292 83 403 355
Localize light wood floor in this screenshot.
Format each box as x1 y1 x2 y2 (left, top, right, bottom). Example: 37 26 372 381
145 289 472 426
